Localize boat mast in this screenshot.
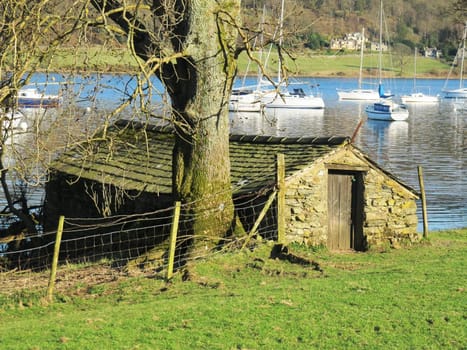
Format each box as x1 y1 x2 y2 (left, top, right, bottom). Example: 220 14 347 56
413 47 417 91
277 0 285 83
255 5 266 90
358 27 365 90
459 21 466 89
378 0 383 85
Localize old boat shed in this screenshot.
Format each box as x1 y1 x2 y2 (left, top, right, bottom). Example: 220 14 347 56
44 119 420 251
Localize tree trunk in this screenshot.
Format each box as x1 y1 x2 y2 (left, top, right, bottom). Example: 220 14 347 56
169 1 241 259
89 0 243 261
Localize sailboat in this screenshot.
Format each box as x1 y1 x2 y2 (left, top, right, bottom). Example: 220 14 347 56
229 6 272 113
261 83 325 110
365 0 409 121
17 87 62 109
400 47 439 103
229 87 263 112
336 28 380 100
442 22 467 100
260 0 325 111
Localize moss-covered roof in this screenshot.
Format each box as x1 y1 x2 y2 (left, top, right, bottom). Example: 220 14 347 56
51 119 350 195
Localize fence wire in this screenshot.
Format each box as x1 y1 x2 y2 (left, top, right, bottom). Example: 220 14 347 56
0 186 279 295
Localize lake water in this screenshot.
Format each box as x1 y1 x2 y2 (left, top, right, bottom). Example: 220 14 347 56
3 74 466 231
230 77 466 231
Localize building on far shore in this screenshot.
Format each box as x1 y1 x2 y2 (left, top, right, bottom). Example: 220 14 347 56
423 47 442 59
330 32 365 51
330 31 388 52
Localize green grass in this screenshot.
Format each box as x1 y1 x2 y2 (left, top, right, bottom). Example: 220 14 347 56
48 47 140 72
233 50 451 78
46 47 453 78
0 229 466 349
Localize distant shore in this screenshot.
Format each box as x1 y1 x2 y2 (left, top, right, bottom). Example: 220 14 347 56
45 47 456 79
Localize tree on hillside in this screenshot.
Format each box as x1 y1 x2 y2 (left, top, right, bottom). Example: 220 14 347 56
88 0 244 262
452 0 467 21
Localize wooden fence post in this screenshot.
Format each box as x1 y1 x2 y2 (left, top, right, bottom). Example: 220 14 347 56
47 215 64 302
276 153 285 244
167 201 181 280
417 166 429 238
242 190 277 249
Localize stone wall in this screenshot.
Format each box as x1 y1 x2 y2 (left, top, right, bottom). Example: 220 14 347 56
362 168 419 248
283 146 419 249
284 158 328 246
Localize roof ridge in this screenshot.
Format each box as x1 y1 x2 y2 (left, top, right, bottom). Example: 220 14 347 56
114 119 350 145
114 119 174 134
229 134 350 145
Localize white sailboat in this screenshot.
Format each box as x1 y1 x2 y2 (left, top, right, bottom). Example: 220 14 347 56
229 7 270 113
442 22 467 100
261 83 325 110
17 87 62 109
337 28 380 101
365 0 408 121
401 47 439 104
229 87 263 112
365 99 409 121
261 0 325 111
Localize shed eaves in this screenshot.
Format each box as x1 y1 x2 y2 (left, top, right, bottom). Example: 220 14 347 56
51 120 349 195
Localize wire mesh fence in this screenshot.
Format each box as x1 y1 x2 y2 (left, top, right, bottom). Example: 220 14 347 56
0 186 280 296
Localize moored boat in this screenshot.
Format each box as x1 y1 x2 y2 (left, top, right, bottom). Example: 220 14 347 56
401 92 439 104
337 28 379 101
261 86 325 110
337 88 380 101
365 100 409 121
401 47 440 104
257 0 325 112
443 87 467 99
442 22 467 100
229 88 262 112
17 87 62 108
365 0 409 122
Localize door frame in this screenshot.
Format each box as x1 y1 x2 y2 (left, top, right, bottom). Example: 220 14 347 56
327 167 366 251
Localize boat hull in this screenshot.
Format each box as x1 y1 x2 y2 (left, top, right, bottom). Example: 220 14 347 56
337 89 380 101
229 98 261 112
401 93 440 104
442 88 467 100
17 98 61 108
262 95 325 110
17 88 61 108
229 89 263 112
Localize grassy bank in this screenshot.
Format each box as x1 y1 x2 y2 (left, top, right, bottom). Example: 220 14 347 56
236 50 452 78
0 229 465 349
48 47 453 78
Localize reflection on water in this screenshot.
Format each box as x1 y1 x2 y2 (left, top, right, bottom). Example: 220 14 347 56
365 120 409 165
229 109 325 136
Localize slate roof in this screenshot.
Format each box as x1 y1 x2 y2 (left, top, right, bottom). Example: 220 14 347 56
51 119 350 195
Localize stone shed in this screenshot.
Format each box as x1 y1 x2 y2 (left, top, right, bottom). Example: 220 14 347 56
44 119 420 251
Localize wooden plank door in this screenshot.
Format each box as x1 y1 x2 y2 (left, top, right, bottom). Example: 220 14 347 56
328 172 353 250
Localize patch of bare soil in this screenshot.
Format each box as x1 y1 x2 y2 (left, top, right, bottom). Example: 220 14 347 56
0 264 153 297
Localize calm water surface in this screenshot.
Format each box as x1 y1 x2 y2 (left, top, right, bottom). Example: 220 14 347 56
4 75 466 231
230 77 466 231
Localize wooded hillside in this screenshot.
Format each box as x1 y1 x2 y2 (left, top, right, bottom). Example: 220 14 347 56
51 0 465 57
242 0 466 56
